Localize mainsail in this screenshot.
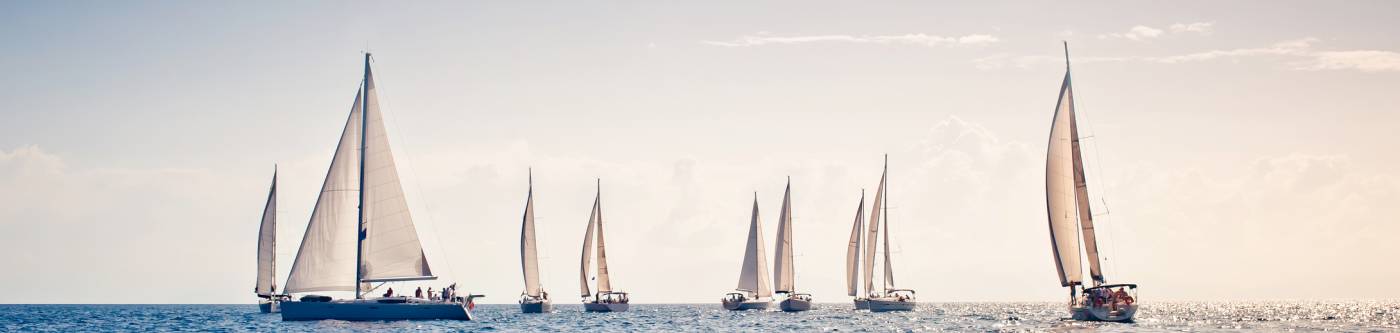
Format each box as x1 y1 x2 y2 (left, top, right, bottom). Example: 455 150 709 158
285 54 435 296
521 170 542 297
845 191 864 297
863 159 887 295
1045 45 1105 287
255 168 278 297
772 179 795 293
736 195 772 297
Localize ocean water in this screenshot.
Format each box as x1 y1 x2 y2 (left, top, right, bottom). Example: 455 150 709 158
2 301 1396 332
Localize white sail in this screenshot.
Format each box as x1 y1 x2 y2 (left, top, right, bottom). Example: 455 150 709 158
845 192 864 297
357 66 434 282
521 170 542 297
255 168 278 297
881 202 895 291
285 91 364 293
579 193 598 297
772 179 795 293
863 161 886 295
1045 70 1086 287
594 183 612 294
736 196 772 297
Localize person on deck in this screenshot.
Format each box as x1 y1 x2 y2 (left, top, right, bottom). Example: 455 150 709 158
384 287 394 298
415 287 423 299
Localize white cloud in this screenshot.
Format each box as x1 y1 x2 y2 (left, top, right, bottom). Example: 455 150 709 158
975 37 1400 73
1170 22 1215 34
1300 50 1400 72
1099 22 1213 41
702 33 999 47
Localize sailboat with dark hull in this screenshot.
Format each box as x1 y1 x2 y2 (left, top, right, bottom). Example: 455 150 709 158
1044 42 1138 323
580 180 630 312
254 168 286 313
279 54 478 321
519 170 553 313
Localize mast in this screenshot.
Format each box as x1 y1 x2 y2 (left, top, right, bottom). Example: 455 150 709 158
354 52 370 299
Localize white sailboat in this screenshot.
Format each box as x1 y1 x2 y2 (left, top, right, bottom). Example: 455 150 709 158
519 169 553 313
580 179 630 312
865 155 916 312
1044 42 1137 323
846 189 869 309
279 53 479 321
255 167 286 313
773 178 811 312
722 193 774 311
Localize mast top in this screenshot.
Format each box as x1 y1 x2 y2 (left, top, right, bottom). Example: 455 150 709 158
1062 41 1071 71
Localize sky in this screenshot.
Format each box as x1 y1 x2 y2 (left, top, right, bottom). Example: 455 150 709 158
2 0 1398 304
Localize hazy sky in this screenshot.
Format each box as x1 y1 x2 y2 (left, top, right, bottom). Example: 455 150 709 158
2 1 1399 304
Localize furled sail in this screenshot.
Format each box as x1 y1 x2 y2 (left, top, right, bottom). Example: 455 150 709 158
845 191 864 297
863 161 886 295
736 195 772 297
521 170 542 297
579 190 598 297
255 168 278 297
357 65 434 282
1045 69 1086 287
772 179 795 293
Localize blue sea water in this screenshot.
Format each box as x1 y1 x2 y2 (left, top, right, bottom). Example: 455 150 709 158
1 301 1396 332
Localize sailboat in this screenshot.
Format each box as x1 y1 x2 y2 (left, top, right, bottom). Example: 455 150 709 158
1044 42 1137 323
580 179 630 312
279 53 479 321
846 189 869 310
255 167 286 313
773 178 811 312
864 155 916 312
519 169 553 313
722 193 774 311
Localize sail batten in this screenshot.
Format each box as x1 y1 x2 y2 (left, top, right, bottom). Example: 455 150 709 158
845 192 864 297
773 180 795 293
736 196 772 297
255 169 278 297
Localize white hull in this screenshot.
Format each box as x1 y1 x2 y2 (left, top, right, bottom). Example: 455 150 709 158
258 300 280 313
868 298 915 312
1071 303 1137 322
281 298 472 321
520 299 553 313
778 298 811 312
853 299 869 310
722 300 772 311
584 302 630 312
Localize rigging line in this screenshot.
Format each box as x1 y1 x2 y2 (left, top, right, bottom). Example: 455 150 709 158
1073 71 1122 279
370 55 461 285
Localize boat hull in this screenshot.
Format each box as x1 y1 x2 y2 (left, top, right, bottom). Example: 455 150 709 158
258 300 280 313
584 302 630 312
853 299 869 310
280 299 472 321
868 299 915 312
778 298 811 312
520 300 553 313
1071 304 1137 322
722 300 772 311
